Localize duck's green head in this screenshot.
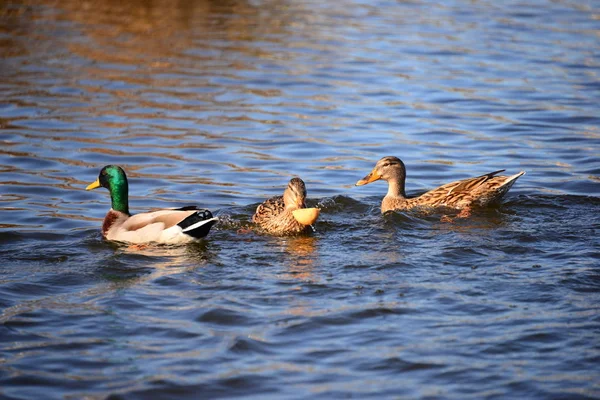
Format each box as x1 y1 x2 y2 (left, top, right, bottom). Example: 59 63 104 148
86 165 129 214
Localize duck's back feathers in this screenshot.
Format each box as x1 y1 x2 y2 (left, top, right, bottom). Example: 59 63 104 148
446 169 506 196
400 170 525 211
252 196 285 225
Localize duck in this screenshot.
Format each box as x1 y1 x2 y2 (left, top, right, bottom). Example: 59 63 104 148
86 165 218 244
252 177 320 235
355 156 525 215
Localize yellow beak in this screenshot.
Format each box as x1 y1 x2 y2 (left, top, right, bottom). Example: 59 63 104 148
355 169 381 186
86 179 101 191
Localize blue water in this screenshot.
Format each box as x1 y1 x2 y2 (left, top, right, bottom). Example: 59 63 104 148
1 0 599 398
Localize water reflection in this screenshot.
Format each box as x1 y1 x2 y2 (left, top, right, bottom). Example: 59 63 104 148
280 235 317 281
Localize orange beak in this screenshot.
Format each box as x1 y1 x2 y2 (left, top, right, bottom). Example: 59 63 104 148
355 168 381 186
292 208 320 226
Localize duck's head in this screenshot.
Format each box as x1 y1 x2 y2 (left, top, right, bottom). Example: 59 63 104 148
355 156 406 186
283 177 320 226
86 165 129 214
283 177 307 209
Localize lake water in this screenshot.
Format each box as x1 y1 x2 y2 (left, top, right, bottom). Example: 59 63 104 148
1 0 599 398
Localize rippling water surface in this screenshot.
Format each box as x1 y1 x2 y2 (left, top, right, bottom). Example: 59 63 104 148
1 0 599 398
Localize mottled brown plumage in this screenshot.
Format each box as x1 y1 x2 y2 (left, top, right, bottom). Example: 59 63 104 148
252 178 318 235
356 156 525 214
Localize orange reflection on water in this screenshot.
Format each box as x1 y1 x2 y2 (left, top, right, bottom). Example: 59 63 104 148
282 235 317 281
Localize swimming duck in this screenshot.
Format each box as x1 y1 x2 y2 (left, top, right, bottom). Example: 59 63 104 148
356 156 525 215
86 165 218 244
252 177 320 235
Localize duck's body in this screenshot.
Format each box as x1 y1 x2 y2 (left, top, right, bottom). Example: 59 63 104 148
87 165 217 244
253 195 308 234
356 156 525 214
100 207 216 244
252 178 319 235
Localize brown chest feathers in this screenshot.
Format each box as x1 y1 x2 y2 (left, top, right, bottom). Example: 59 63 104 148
102 210 125 238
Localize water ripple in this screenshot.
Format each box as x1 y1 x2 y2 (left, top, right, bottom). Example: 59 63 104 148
1 0 599 399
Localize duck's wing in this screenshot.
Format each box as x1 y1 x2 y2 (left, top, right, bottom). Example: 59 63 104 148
252 196 285 224
415 169 524 208
445 170 506 196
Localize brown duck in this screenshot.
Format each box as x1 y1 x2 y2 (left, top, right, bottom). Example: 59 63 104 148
356 156 525 215
252 177 320 235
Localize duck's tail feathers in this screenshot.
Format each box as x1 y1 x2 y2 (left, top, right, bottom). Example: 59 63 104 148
178 209 218 239
495 171 526 199
503 171 526 188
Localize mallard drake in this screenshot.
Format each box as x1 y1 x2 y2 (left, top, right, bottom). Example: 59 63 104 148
252 177 320 235
356 156 525 214
86 165 218 244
